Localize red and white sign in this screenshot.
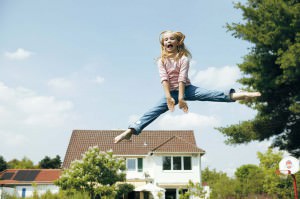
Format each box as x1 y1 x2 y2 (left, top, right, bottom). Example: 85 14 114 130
279 156 299 175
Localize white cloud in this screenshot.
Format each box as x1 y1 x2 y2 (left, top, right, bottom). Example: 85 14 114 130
4 48 33 60
94 76 105 84
0 81 74 128
0 82 76 159
192 66 241 90
129 114 140 124
17 96 73 126
0 131 28 147
48 78 73 90
189 59 198 78
157 112 220 130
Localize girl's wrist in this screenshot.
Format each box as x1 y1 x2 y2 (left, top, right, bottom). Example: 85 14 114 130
178 96 185 101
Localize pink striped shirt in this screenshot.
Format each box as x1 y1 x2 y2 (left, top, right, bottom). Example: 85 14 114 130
158 56 191 91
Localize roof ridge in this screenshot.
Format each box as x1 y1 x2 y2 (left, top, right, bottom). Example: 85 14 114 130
151 136 176 151
151 135 199 152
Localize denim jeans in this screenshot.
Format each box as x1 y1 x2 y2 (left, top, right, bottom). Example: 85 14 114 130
129 85 235 135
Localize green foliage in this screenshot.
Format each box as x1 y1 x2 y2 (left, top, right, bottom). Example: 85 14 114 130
234 164 264 197
219 0 300 156
202 167 237 198
7 157 37 169
178 180 206 199
39 155 62 169
202 149 298 199
157 191 164 199
55 146 126 198
3 190 90 199
31 183 39 199
257 148 294 198
3 155 62 170
116 183 135 198
0 155 8 172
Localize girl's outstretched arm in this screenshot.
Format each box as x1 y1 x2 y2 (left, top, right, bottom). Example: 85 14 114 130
162 80 175 112
178 82 188 113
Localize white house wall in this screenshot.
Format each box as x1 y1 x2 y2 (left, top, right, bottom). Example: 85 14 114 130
125 154 202 185
12 185 59 198
151 154 201 185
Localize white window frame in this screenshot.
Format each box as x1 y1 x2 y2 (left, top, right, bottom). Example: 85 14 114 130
162 156 192 171
126 158 143 172
126 158 137 171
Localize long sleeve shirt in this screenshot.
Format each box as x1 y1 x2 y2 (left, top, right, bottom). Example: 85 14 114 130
158 56 191 91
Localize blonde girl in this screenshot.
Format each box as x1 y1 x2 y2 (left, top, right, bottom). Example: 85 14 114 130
114 31 260 143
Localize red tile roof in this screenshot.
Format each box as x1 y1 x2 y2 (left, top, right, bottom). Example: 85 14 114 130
63 130 205 168
35 169 61 181
0 169 61 185
152 135 202 153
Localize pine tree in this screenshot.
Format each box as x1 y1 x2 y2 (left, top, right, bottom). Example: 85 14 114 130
218 0 300 156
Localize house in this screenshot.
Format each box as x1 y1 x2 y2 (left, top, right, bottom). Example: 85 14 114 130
63 130 206 199
0 169 61 198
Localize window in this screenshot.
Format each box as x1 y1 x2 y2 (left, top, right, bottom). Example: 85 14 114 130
184 156 192 170
162 156 192 171
173 157 182 170
138 158 143 172
127 159 136 171
163 156 171 170
126 158 143 172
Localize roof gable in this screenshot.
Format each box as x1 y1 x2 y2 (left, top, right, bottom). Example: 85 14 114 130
63 130 205 168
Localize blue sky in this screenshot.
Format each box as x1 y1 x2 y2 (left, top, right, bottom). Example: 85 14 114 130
0 0 272 176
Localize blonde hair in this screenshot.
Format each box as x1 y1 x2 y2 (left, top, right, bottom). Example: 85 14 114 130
159 30 192 63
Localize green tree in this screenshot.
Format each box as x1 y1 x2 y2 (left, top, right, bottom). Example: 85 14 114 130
39 155 62 169
179 180 205 199
55 146 126 199
202 167 236 199
218 0 300 156
116 183 135 199
7 157 36 169
234 164 264 197
257 148 293 198
0 155 7 172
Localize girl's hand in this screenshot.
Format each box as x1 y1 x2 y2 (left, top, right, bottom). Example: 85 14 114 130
179 99 188 113
166 97 175 112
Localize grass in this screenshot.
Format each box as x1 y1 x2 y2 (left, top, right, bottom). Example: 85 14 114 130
2 190 90 199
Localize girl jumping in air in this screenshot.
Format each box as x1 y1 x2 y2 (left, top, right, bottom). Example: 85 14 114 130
114 30 261 144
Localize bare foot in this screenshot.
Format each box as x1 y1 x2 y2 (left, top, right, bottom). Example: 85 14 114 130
114 129 133 144
231 91 261 100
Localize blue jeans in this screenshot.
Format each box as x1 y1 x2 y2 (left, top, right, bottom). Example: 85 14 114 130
129 85 235 135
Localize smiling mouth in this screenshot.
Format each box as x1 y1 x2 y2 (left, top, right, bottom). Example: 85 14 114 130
167 44 173 48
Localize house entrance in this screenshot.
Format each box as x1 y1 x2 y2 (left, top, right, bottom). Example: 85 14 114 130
126 191 150 199
165 189 176 199
127 191 140 199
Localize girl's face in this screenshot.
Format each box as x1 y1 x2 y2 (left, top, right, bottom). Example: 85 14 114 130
163 32 179 53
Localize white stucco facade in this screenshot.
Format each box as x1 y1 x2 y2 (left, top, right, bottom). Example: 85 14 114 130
124 152 203 199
